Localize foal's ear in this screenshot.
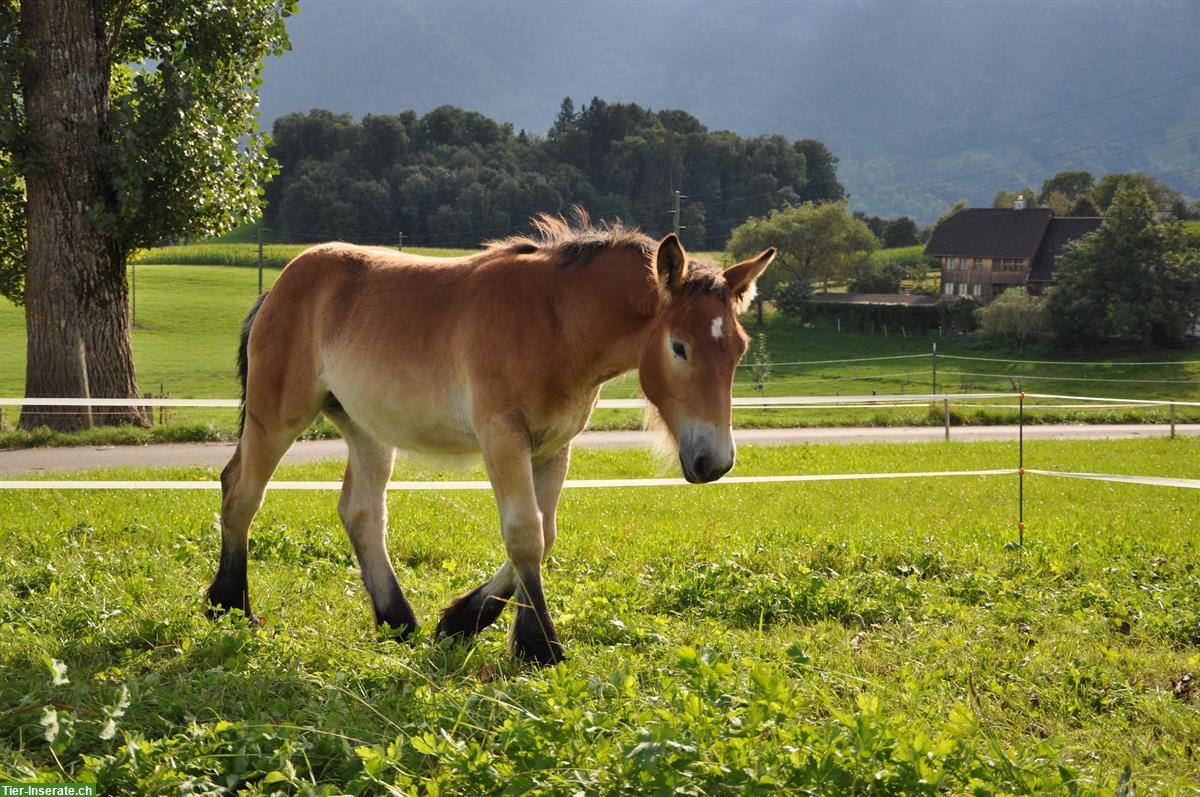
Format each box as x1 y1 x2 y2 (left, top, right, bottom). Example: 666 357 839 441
654 233 689 297
724 247 777 313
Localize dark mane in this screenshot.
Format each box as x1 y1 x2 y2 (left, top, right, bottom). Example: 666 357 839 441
486 210 729 302
679 260 729 303
486 210 655 267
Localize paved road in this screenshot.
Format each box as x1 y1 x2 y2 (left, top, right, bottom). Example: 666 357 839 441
0 424 1194 476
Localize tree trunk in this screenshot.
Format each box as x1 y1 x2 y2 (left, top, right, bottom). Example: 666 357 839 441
19 0 146 431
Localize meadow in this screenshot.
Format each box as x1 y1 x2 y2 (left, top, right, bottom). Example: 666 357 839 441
2 249 1199 447
1 438 1198 793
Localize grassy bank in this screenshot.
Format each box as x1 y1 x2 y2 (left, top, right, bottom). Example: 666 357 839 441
1 439 1198 793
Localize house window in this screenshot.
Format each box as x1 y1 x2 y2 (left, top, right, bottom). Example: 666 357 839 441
972 283 982 297
943 281 953 295
972 258 983 269
958 283 967 295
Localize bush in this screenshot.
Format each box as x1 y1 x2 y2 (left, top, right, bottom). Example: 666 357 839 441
975 288 1050 348
940 296 981 332
789 296 979 332
848 259 905 293
775 281 814 318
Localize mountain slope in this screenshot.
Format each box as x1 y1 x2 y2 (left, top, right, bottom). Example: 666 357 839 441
259 0 1200 221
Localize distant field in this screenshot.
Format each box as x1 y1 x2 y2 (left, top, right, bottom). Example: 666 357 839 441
868 244 929 265
132 243 477 268
2 256 1199 445
2 439 1198 792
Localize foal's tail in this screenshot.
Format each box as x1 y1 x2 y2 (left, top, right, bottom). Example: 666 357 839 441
237 292 269 435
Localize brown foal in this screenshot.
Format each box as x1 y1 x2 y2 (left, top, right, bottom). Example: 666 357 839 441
206 215 774 664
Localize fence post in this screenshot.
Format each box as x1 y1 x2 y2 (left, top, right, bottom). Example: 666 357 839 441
943 397 950 440
77 338 93 429
1170 402 1176 439
1018 392 1025 548
931 342 938 394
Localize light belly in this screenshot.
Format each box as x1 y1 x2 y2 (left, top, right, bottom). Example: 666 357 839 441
322 361 480 459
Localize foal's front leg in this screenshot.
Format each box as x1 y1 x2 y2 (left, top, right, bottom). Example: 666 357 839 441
480 427 564 664
437 445 568 642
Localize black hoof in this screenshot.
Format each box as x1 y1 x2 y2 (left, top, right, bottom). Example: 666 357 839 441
205 594 260 626
207 553 256 623
375 603 419 642
377 620 419 641
512 609 565 666
437 584 511 640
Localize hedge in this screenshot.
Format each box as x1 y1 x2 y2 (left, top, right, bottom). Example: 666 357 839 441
787 297 979 333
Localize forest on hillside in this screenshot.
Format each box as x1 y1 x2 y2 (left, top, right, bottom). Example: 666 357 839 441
262 99 845 250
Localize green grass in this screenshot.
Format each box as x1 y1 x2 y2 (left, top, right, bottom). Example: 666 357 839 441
1 438 1198 793
2 255 1199 447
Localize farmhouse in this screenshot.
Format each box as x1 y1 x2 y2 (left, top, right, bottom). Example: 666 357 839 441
924 204 1101 303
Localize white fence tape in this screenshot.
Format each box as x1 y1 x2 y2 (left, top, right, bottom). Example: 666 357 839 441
6 397 240 407
2 392 1016 410
1027 469 1200 490
1024 393 1200 408
5 392 1198 410
5 469 1198 491
0 469 1018 491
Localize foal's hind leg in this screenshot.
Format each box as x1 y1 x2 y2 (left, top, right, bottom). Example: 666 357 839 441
329 413 418 638
207 416 301 622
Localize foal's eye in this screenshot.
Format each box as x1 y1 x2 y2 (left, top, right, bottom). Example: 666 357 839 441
671 340 688 360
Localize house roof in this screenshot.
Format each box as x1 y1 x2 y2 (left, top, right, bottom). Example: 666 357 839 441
1027 217 1102 283
923 208 1053 259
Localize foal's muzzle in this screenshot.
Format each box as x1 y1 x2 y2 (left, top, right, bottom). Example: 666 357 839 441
678 422 735 484
681 452 733 484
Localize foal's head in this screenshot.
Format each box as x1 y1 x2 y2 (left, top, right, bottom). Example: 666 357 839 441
638 234 776 483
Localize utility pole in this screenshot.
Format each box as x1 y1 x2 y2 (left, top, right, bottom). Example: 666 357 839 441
668 189 686 237
257 219 264 295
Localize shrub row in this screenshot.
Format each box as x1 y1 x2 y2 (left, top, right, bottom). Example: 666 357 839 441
786 297 980 332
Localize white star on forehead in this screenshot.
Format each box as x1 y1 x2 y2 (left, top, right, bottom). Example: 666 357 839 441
710 316 724 340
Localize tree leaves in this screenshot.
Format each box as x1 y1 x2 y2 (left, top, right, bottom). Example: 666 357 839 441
1049 182 1200 346
0 0 296 303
